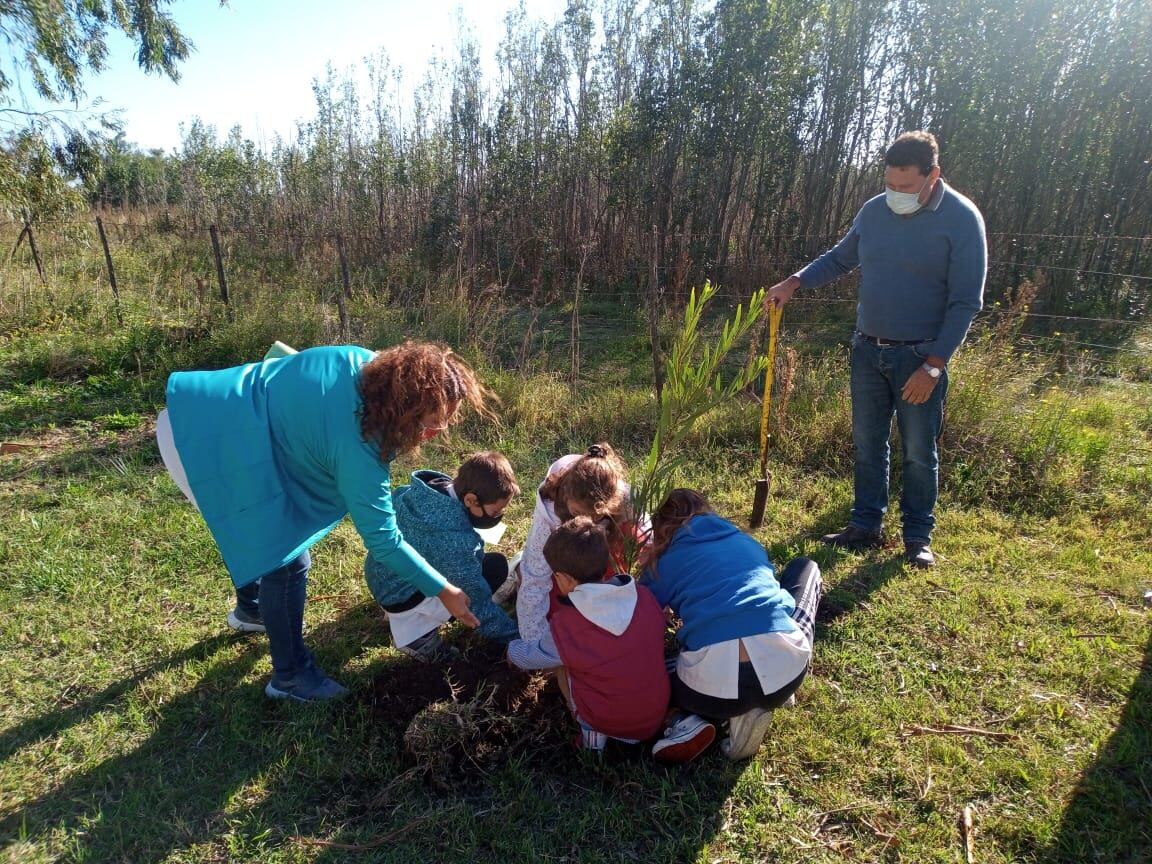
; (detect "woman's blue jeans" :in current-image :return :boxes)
[235,551,319,686]
[848,335,948,545]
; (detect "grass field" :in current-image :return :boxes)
[1,260,1150,863]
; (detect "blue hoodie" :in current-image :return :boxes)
[640,513,797,651]
[364,470,519,643]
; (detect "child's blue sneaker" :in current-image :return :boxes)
[264,675,348,702]
[226,607,265,633]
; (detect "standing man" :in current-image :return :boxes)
[767,131,986,568]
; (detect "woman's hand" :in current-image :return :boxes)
[439,584,480,628]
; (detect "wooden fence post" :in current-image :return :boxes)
[334,289,349,340]
[8,226,28,261]
[569,246,590,389]
[209,224,233,321]
[335,232,352,300]
[95,216,124,325]
[332,234,350,339]
[13,210,45,283]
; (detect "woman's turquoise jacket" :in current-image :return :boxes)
[165,345,446,594]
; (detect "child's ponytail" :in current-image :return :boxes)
[540,443,631,541]
[583,442,623,473]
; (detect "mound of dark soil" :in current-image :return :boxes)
[362,640,560,725]
[358,638,573,784]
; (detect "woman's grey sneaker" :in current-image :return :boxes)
[397,630,457,662]
[227,607,266,633]
[264,675,348,702]
[721,707,774,760]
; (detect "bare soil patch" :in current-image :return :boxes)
[359,639,576,785]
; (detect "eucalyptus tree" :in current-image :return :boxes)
[488,6,568,283]
[624,0,702,278]
[68,0,1150,324]
[448,30,487,290]
[895,0,1152,316]
[686,0,817,274]
[175,119,272,233]
[790,0,894,254]
[0,0,206,216]
[0,0,193,109]
[77,135,177,208]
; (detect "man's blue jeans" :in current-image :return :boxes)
[848,335,947,545]
[235,551,321,687]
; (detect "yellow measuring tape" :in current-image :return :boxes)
[757,302,784,476]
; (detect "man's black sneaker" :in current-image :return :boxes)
[904,542,936,568]
[821,525,883,549]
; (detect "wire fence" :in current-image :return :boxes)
[2,215,1149,381]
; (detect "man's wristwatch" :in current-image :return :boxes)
[921,363,943,379]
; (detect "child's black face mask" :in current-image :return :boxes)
[467,504,504,530]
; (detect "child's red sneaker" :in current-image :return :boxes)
[651,714,716,764]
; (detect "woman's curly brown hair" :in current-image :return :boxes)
[640,488,713,576]
[357,341,493,459]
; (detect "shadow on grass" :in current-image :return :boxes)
[4,599,749,863]
[815,552,910,628]
[1038,626,1152,864]
[0,634,240,765]
[773,500,912,630]
[0,633,274,858]
[1,612,371,862]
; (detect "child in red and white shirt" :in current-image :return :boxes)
[507,517,669,751]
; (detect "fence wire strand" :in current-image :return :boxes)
[4,219,1150,365]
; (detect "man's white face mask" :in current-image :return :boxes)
[886,176,931,215]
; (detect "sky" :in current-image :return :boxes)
[17,0,571,153]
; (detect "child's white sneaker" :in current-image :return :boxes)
[491,560,521,604]
[721,708,773,760]
[575,727,608,753]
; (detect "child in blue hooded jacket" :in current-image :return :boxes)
[365,451,520,658]
[641,489,823,763]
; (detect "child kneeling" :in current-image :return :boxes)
[643,489,822,762]
[507,517,670,752]
[365,451,520,660]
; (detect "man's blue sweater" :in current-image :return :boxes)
[798,180,987,362]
